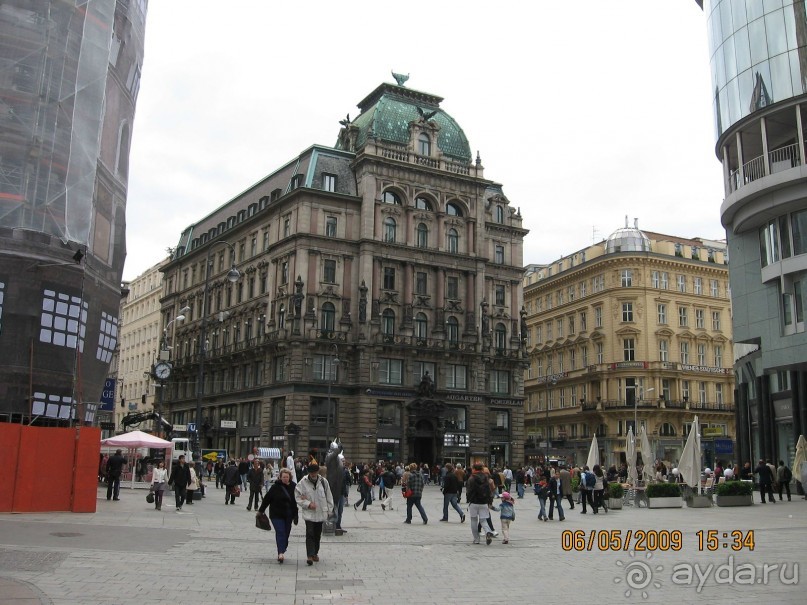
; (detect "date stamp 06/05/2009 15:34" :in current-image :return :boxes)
[560,529,755,553]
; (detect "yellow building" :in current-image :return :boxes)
[523,220,736,470]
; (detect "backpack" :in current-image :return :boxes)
[469,473,491,503]
[782,466,792,483]
[584,471,596,489]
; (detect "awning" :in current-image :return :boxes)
[257,447,282,459]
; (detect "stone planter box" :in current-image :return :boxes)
[686,495,712,508]
[647,496,682,509]
[716,494,753,507]
[608,498,623,510]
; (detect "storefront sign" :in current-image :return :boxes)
[702,427,724,437]
[366,388,415,398]
[489,398,523,407]
[773,399,793,420]
[679,364,730,374]
[220,420,237,429]
[610,361,648,369]
[445,394,483,402]
[714,439,734,454]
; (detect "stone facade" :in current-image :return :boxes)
[160,81,528,467]
[523,223,736,469]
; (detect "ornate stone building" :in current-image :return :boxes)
[160,79,528,466]
[523,221,736,469]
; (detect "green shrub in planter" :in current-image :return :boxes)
[571,477,580,493]
[645,483,682,498]
[716,481,753,497]
[608,483,624,499]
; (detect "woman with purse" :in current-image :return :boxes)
[151,461,167,511]
[258,468,299,564]
[185,463,199,505]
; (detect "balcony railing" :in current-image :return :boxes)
[728,142,803,193]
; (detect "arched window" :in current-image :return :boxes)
[446,316,459,344]
[418,133,431,156]
[381,190,402,205]
[446,202,463,217]
[320,302,336,332]
[495,205,504,224]
[447,228,459,253]
[415,197,433,211]
[278,304,286,329]
[382,309,395,337]
[494,323,507,349]
[416,223,429,248]
[384,217,397,242]
[414,312,428,339]
[659,422,676,437]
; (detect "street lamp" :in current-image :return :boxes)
[195,241,240,462]
[161,306,190,352]
[544,371,557,464]
[326,343,340,443]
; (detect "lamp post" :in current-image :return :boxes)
[195,241,240,462]
[326,343,340,443]
[544,371,557,464]
[155,308,189,438]
[161,306,190,352]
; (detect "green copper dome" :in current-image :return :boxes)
[337,83,472,162]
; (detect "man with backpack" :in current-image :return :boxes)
[466,463,496,544]
[579,465,596,514]
[777,460,792,501]
[380,467,397,511]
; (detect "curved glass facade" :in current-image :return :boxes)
[705,0,807,140]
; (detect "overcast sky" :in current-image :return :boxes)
[123,0,721,281]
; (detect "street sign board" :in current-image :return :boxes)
[187,422,196,432]
[99,378,116,411]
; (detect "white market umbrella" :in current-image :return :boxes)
[639,425,655,483]
[678,415,701,489]
[102,431,172,488]
[586,434,600,470]
[793,434,807,485]
[102,430,172,448]
[626,427,638,485]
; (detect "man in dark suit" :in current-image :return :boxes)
[169,455,192,512]
[754,459,776,504]
[106,449,126,501]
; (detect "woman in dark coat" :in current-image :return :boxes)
[258,468,299,563]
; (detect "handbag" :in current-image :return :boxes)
[255,512,272,531]
[403,488,413,498]
[146,491,155,504]
[234,485,241,497]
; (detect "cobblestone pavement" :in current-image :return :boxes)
[1,485,806,604]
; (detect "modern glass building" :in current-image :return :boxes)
[704,0,807,468]
[0,1,147,425]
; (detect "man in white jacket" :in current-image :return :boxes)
[295,463,334,565]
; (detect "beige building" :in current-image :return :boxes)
[523,221,736,470]
[160,79,528,467]
[115,258,171,434]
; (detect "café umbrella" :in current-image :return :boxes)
[639,425,655,483]
[626,427,638,485]
[586,434,600,470]
[678,415,701,489]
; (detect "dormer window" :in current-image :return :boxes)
[418,133,431,156]
[495,205,504,224]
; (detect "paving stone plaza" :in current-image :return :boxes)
[1,485,805,604]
